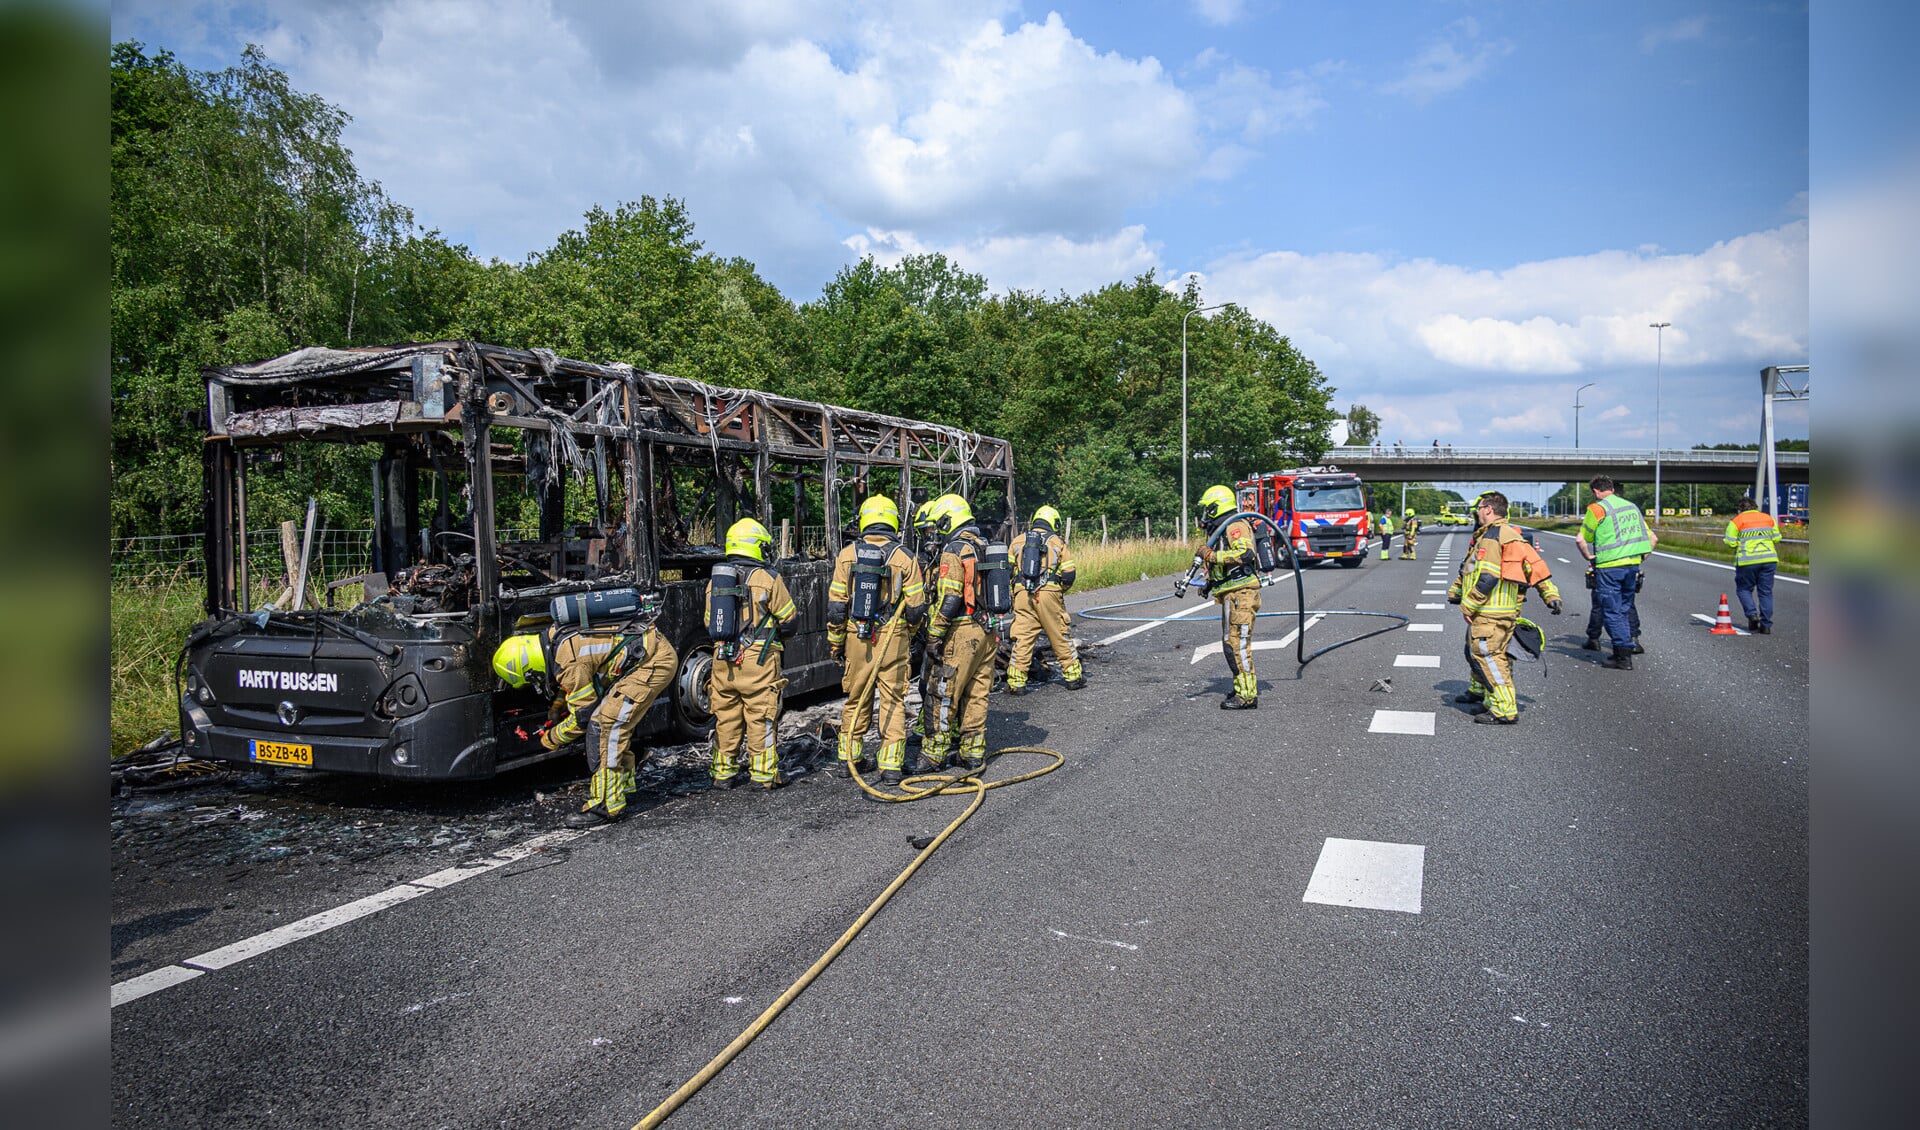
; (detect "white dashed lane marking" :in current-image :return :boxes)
[1406,623,1445,632]
[1420,589,1446,595]
[1369,709,1436,735]
[1304,838,1426,914]
[1415,603,1445,610]
[1394,655,1441,668]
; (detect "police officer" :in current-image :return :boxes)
[492,604,678,827]
[1725,495,1782,633]
[921,494,1008,773]
[1007,504,1085,696]
[826,496,927,784]
[1577,476,1656,670]
[1377,509,1395,560]
[704,518,799,788]
[1196,484,1261,709]
[1460,491,1562,724]
[1400,507,1420,560]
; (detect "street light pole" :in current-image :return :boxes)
[1650,321,1670,524]
[1573,382,1596,448]
[1181,301,1230,542]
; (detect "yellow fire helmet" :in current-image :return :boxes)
[492,634,545,688]
[932,493,973,535]
[1032,504,1061,531]
[1197,484,1237,523]
[857,494,900,533]
[913,500,937,532]
[724,517,774,560]
[1404,507,1416,516]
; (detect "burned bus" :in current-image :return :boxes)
[178,342,1015,780]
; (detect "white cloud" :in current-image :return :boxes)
[1598,405,1632,421]
[111,1,1295,287]
[1381,18,1513,104]
[1641,15,1708,53]
[1190,0,1246,27]
[844,225,1163,297]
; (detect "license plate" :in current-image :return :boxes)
[250,739,313,767]
[1327,551,1345,557]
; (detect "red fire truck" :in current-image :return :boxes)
[1234,466,1371,568]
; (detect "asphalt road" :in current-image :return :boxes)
[110,532,1808,1128]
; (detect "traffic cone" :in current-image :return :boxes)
[1709,594,1739,635]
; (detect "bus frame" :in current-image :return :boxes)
[180,341,1014,780]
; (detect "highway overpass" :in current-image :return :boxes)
[1314,445,1808,485]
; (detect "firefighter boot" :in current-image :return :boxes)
[568,767,627,827]
[1061,658,1086,690]
[952,734,986,775]
[1600,646,1634,670]
[1222,671,1259,709]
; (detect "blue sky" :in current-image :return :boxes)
[111,0,1810,449]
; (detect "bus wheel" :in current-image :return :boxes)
[671,644,717,739]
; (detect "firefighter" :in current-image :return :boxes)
[1400,507,1420,560]
[1447,491,1494,708]
[919,493,1011,773]
[1459,491,1562,724]
[704,518,799,788]
[909,499,943,740]
[1196,484,1262,709]
[1007,504,1085,695]
[492,607,678,828]
[826,495,927,784]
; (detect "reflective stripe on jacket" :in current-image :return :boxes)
[1724,509,1781,565]
[1583,495,1653,567]
[1462,523,1561,617]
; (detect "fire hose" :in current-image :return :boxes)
[1077,510,1409,666]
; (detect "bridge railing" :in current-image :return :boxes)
[1326,445,1807,465]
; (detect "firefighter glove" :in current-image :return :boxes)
[926,635,946,663]
[1199,544,1216,563]
[1548,598,1564,615]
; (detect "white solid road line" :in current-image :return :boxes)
[113,826,603,1007]
[1190,614,1324,664]
[1394,655,1442,668]
[110,965,206,1008]
[1535,528,1809,585]
[1690,613,1750,636]
[1094,573,1299,646]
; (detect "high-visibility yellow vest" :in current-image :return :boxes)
[1724,509,1781,566]
[1585,495,1652,567]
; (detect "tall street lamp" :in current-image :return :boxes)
[1650,321,1671,525]
[1181,301,1231,542]
[1573,382,1596,448]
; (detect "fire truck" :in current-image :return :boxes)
[1234,466,1371,568]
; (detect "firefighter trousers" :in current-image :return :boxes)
[1401,527,1418,558]
[709,650,785,783]
[581,636,679,818]
[1008,587,1080,688]
[927,620,995,765]
[1466,614,1520,720]
[839,623,912,771]
[1217,586,1261,700]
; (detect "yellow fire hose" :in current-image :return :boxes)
[632,605,1064,1129]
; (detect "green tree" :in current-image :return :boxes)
[1345,403,1381,447]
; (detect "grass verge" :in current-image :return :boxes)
[1068,537,1197,591]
